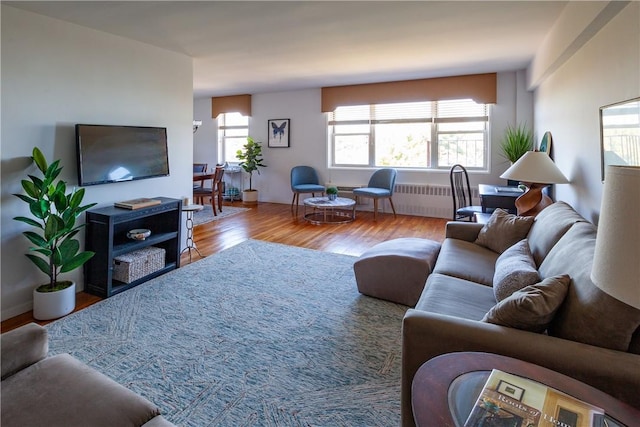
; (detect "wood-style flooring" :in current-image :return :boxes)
[1,201,447,332]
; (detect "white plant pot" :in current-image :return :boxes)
[33,282,76,320]
[242,190,258,204]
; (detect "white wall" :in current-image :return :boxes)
[193,72,533,213]
[1,6,194,320]
[532,2,639,222]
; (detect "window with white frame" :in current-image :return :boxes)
[328,99,489,169]
[217,112,249,164]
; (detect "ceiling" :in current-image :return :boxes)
[6,1,569,98]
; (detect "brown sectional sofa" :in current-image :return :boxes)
[1,323,175,427]
[401,202,640,427]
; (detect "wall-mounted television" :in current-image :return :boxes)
[75,124,170,186]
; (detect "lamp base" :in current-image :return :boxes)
[515,183,553,216]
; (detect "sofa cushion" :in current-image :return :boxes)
[482,274,571,333]
[527,201,586,266]
[416,273,496,321]
[540,222,640,352]
[432,239,499,286]
[493,239,540,301]
[474,208,535,254]
[1,353,161,427]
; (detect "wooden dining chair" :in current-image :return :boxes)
[193,163,208,189]
[194,166,225,215]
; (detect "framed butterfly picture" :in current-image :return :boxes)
[268,119,290,148]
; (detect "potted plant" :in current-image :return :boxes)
[236,136,267,204]
[13,147,97,320]
[500,123,533,185]
[326,186,338,201]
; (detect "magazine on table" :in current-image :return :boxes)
[464,369,614,427]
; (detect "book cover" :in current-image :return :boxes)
[114,198,162,210]
[464,369,605,427]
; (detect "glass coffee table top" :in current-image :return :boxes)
[303,196,356,224]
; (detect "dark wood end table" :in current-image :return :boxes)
[411,352,639,427]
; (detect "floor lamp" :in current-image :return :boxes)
[591,165,640,310]
[500,151,569,216]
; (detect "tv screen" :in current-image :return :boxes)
[75,124,170,186]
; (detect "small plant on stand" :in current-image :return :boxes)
[13,147,97,320]
[326,186,339,201]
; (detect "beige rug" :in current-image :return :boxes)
[193,204,249,226]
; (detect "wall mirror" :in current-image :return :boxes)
[600,97,640,181]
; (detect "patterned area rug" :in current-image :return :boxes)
[193,205,249,226]
[46,240,407,426]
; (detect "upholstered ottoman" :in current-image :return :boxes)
[354,238,441,306]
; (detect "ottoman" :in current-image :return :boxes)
[354,238,441,306]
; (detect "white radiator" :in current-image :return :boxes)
[330,183,479,219]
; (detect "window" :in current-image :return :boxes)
[218,112,249,164]
[328,99,489,169]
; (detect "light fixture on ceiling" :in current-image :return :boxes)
[193,120,202,134]
[499,151,569,216]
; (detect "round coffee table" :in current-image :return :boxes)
[303,196,356,224]
[411,352,639,427]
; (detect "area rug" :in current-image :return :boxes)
[46,239,408,426]
[193,205,249,226]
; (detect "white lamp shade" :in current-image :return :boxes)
[500,151,569,184]
[591,165,640,309]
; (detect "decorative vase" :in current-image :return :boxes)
[33,281,76,320]
[242,189,258,204]
[328,194,337,201]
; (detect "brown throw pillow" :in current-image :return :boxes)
[493,239,540,302]
[482,274,571,333]
[475,208,535,254]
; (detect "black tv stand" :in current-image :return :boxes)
[84,197,182,298]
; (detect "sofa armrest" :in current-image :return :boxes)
[401,310,640,427]
[444,221,484,241]
[1,323,48,380]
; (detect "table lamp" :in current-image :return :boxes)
[500,151,569,216]
[591,165,640,309]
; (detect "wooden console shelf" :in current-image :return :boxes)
[84,197,182,298]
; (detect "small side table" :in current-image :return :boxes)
[411,352,639,427]
[181,204,203,263]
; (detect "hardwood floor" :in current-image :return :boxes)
[1,201,447,332]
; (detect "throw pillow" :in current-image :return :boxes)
[482,274,571,333]
[493,239,540,302]
[475,208,535,254]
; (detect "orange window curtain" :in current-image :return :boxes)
[211,94,252,117]
[321,73,496,112]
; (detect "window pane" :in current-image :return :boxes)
[334,135,369,165]
[223,137,246,163]
[438,121,485,132]
[225,128,249,137]
[334,124,370,134]
[374,123,431,167]
[224,113,249,126]
[437,133,485,167]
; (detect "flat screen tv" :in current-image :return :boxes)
[75,124,170,186]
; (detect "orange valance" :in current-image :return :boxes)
[321,73,496,112]
[211,94,252,117]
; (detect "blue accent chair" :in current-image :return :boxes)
[290,166,325,215]
[353,168,397,220]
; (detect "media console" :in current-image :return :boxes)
[83,197,182,298]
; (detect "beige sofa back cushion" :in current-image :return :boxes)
[527,201,586,266]
[540,222,640,352]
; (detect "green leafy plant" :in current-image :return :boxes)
[500,124,533,163]
[13,147,97,292]
[236,137,267,191]
[326,186,338,195]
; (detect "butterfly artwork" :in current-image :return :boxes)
[268,119,290,147]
